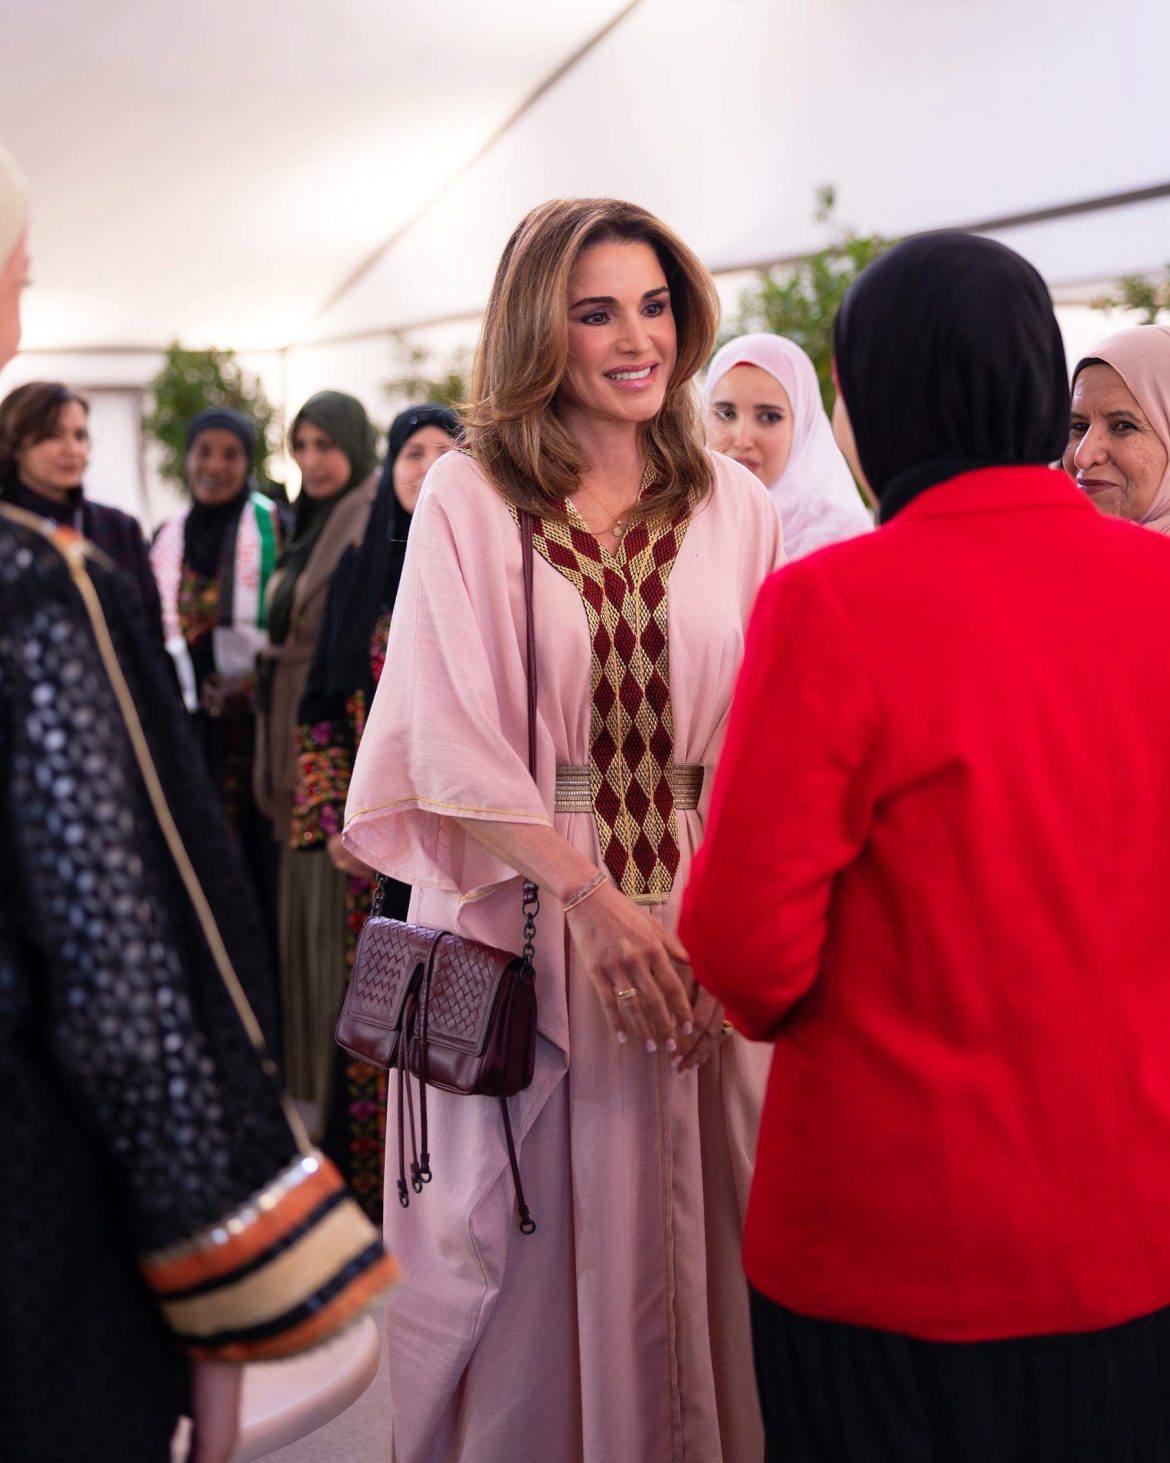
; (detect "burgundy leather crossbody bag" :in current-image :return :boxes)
[335,512,540,1233]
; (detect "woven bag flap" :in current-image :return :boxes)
[349,918,442,1030]
[423,933,520,1055]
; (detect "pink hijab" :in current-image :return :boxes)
[1078,324,1170,535]
[704,332,872,558]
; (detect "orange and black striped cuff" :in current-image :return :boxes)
[141,1151,399,1361]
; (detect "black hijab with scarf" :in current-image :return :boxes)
[320,402,460,699]
[266,391,377,649]
[182,407,258,578]
[832,231,1069,523]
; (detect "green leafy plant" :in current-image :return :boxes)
[1090,270,1170,325]
[721,186,893,415]
[384,334,471,411]
[143,342,279,491]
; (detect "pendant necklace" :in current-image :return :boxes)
[578,462,655,542]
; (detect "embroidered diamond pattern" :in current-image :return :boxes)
[516,486,696,903]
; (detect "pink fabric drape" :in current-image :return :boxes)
[345,449,784,1463]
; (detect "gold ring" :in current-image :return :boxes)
[616,988,638,1001]
[720,1021,734,1038]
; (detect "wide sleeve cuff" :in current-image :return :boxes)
[140,1151,398,1361]
[291,720,353,847]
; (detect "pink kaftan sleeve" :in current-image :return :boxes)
[343,451,551,896]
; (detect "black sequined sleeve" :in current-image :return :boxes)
[0,514,397,1359]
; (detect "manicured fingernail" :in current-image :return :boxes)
[645,1038,657,1053]
[681,1023,694,1037]
[616,1031,627,1044]
[666,1038,678,1053]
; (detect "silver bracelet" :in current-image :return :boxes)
[563,869,608,914]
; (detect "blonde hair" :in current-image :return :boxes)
[464,198,719,520]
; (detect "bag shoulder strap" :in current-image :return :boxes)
[517,512,540,968]
[519,510,538,781]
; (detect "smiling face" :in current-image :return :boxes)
[0,230,28,367]
[186,427,250,507]
[16,399,90,499]
[392,423,453,515]
[559,239,677,437]
[1064,363,1169,522]
[291,421,352,500]
[708,364,794,484]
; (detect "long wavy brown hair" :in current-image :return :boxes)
[463,198,720,521]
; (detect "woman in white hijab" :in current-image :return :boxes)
[706,332,873,558]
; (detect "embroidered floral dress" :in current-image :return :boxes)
[293,602,400,1223]
[344,450,785,1463]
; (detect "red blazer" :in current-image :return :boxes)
[681,465,1170,1342]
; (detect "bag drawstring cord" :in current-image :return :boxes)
[395,955,533,1234]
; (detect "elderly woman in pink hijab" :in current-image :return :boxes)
[1065,324,1170,529]
[705,331,873,558]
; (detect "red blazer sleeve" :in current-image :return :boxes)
[680,561,883,1038]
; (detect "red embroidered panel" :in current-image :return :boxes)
[522,493,696,903]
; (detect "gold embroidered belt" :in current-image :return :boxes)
[554,763,704,814]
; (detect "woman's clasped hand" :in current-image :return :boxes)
[564,877,694,1051]
[562,878,727,1069]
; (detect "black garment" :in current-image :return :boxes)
[750,1289,1170,1463]
[183,484,251,581]
[832,231,1070,520]
[190,701,282,990]
[0,511,291,1461]
[173,425,281,970]
[323,403,459,698]
[3,478,167,651]
[182,406,259,579]
[2,476,78,528]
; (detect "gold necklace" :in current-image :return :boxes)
[576,462,655,541]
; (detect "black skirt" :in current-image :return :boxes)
[750,1287,1170,1463]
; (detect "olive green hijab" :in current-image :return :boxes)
[266,391,377,649]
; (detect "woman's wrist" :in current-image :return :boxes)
[563,869,609,915]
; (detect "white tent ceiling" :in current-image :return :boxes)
[2,0,1167,361]
[1,0,633,352]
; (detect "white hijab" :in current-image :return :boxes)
[705,332,872,559]
[0,142,28,269]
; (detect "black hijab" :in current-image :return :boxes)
[182,407,257,578]
[323,403,460,697]
[267,391,377,649]
[832,231,1069,522]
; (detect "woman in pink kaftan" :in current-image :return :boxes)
[344,198,784,1463]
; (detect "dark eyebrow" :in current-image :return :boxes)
[712,398,787,412]
[569,285,669,311]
